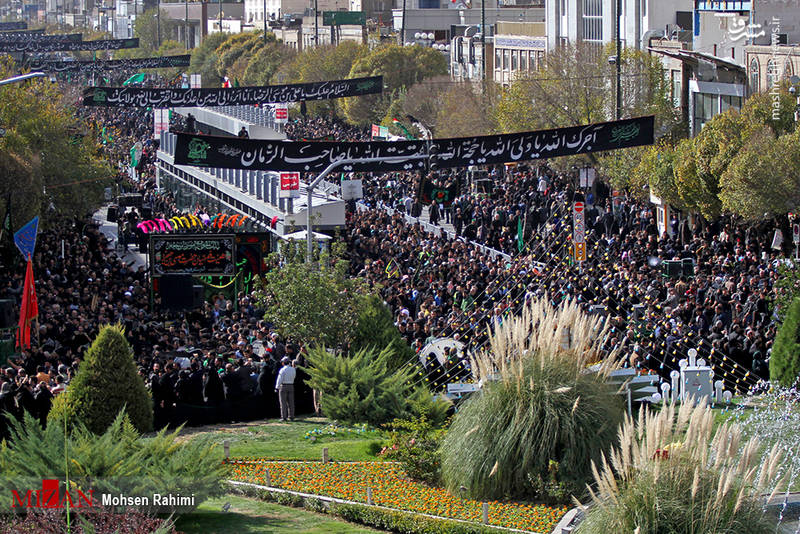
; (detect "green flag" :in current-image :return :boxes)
[233,77,240,88]
[517,217,524,253]
[123,73,146,86]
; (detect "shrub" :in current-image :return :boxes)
[770,296,800,387]
[577,401,784,534]
[351,294,415,372]
[0,410,225,514]
[383,416,448,486]
[0,508,176,534]
[303,345,415,427]
[440,298,625,502]
[48,323,152,434]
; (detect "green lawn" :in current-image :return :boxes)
[174,494,384,533]
[188,417,385,462]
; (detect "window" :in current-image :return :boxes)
[504,49,510,71]
[693,92,719,134]
[641,0,646,17]
[671,69,681,108]
[766,58,779,89]
[495,49,502,71]
[511,50,518,71]
[720,95,742,113]
[582,0,603,42]
[749,58,760,93]
[520,51,528,71]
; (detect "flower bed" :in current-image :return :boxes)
[227,460,566,532]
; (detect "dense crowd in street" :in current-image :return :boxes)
[0,106,787,437]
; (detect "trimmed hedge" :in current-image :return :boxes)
[229,484,519,534]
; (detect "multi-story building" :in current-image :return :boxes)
[546,0,692,51]
[492,20,545,85]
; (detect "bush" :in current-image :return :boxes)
[577,402,784,534]
[382,416,448,486]
[48,323,152,434]
[770,296,800,387]
[440,299,625,502]
[0,508,176,534]
[303,345,415,427]
[351,294,415,372]
[0,410,225,514]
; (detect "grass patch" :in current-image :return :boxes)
[188,417,384,462]
[174,494,384,533]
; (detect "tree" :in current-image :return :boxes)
[770,297,800,387]
[304,345,416,426]
[351,294,414,372]
[243,39,294,86]
[48,324,153,434]
[494,42,678,180]
[134,8,178,53]
[275,41,367,116]
[341,44,448,126]
[255,242,368,349]
[0,61,110,226]
[188,32,231,87]
[433,82,496,138]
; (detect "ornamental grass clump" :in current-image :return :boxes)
[440,298,626,502]
[577,400,785,534]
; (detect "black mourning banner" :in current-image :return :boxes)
[0,22,27,31]
[419,179,460,207]
[30,54,192,73]
[151,235,236,276]
[0,29,45,37]
[0,37,138,53]
[173,116,655,172]
[0,32,81,43]
[82,75,383,107]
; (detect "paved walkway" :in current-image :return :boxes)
[93,204,149,271]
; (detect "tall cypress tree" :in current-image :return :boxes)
[770,297,800,387]
[49,324,153,433]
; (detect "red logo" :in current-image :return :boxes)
[275,107,288,120]
[11,479,94,509]
[280,172,300,191]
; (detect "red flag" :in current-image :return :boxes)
[16,258,38,349]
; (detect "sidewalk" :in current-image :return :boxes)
[92,204,149,271]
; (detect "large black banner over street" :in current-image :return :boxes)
[150,235,236,277]
[172,116,655,172]
[0,37,139,53]
[82,75,383,107]
[30,54,191,73]
[0,32,82,43]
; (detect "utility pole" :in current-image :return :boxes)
[615,0,622,120]
[481,0,485,82]
[400,0,406,45]
[184,0,189,49]
[156,6,161,48]
[314,0,319,46]
[263,0,267,43]
[218,0,222,33]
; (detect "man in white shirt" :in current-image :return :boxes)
[275,357,296,421]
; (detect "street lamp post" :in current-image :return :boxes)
[615,0,622,120]
[156,8,161,49]
[263,0,267,43]
[481,0,485,82]
[218,0,222,33]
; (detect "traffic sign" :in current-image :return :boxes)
[274,105,288,123]
[574,242,586,262]
[573,202,585,248]
[279,172,300,198]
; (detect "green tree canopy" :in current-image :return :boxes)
[342,44,448,126]
[49,324,153,434]
[770,296,800,387]
[255,242,369,349]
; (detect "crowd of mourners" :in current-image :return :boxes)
[0,105,791,438]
